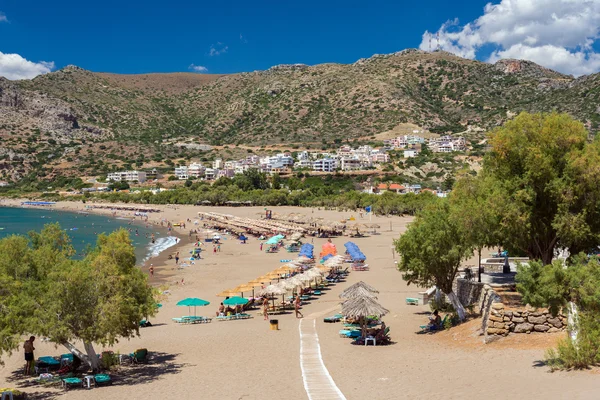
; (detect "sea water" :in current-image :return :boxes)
[0,206,177,264]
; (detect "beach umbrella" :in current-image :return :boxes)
[217,289,240,297]
[176,297,210,317]
[265,236,280,245]
[223,296,249,306]
[341,296,388,319]
[339,281,379,299]
[341,295,389,339]
[339,285,378,299]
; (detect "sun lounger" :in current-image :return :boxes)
[62,377,83,390]
[172,316,212,324]
[420,315,448,332]
[324,313,343,323]
[218,313,251,320]
[130,348,148,364]
[406,297,419,306]
[94,374,112,386]
[339,329,361,338]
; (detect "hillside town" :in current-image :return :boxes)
[102,134,467,186]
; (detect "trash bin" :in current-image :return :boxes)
[269,319,279,331]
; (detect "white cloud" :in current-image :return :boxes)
[240,34,248,44]
[0,12,7,22]
[209,43,228,56]
[0,51,54,80]
[420,0,600,76]
[188,64,208,73]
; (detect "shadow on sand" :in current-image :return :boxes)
[4,351,188,399]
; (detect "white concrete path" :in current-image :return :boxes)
[299,318,347,400]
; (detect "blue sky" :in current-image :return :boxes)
[1,0,600,78]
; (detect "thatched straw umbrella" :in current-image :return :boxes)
[339,285,378,299]
[341,295,389,339]
[217,289,240,297]
[341,296,389,319]
[259,284,287,310]
[339,281,379,297]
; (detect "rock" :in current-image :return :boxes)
[513,311,521,317]
[492,321,506,329]
[492,303,505,310]
[512,317,525,323]
[528,315,547,324]
[505,311,513,318]
[489,315,504,322]
[547,317,562,328]
[514,323,534,333]
[548,327,560,333]
[531,311,543,317]
[503,316,511,322]
[534,324,550,332]
[487,328,507,335]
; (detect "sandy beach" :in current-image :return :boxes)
[0,200,598,399]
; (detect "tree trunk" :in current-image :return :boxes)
[567,301,579,345]
[61,341,101,372]
[84,341,101,372]
[446,291,466,322]
[477,247,482,283]
[435,287,442,305]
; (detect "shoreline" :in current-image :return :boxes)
[0,199,188,283]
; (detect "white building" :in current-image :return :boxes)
[188,163,205,178]
[404,150,419,158]
[212,159,223,169]
[370,153,390,163]
[340,157,361,171]
[429,136,466,153]
[204,168,217,180]
[174,166,188,180]
[313,158,337,172]
[107,170,147,183]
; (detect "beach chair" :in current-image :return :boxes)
[339,329,361,338]
[94,374,112,386]
[36,356,61,374]
[405,297,419,306]
[130,348,148,364]
[324,313,343,323]
[62,377,83,390]
[420,315,448,332]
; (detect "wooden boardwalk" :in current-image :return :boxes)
[299,318,347,400]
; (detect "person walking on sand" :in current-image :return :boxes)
[149,264,154,278]
[213,245,217,254]
[263,298,270,320]
[294,295,303,319]
[175,251,180,265]
[23,336,35,375]
[260,242,263,251]
[217,243,221,252]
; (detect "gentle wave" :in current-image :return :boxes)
[143,236,179,262]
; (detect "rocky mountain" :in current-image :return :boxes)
[1,49,599,182]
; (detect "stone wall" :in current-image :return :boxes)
[456,278,484,308]
[486,302,566,336]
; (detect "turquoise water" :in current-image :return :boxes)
[0,206,175,263]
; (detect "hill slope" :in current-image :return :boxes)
[1,49,599,182]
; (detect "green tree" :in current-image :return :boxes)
[395,201,471,320]
[271,173,282,190]
[449,175,499,281]
[516,255,600,368]
[484,112,600,264]
[0,225,155,371]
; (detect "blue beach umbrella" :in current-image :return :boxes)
[223,296,249,306]
[176,298,210,316]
